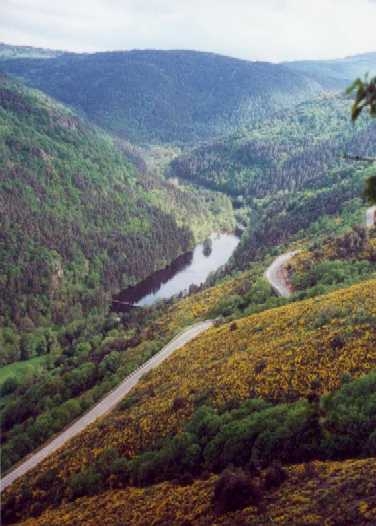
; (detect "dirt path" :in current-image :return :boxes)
[0,320,213,492]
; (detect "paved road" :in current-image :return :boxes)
[0,320,214,492]
[264,251,298,298]
[366,205,376,229]
[265,206,376,298]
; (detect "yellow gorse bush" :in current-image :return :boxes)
[17,457,376,526]
[4,278,376,523]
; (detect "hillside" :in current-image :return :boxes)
[169,95,376,198]
[0,43,63,60]
[284,52,376,89]
[1,41,376,526]
[288,224,376,295]
[0,49,323,143]
[13,458,376,525]
[169,95,376,268]
[3,278,376,524]
[0,75,234,355]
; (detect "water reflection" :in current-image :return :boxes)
[112,233,239,310]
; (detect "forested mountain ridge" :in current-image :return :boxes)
[169,95,376,198]
[0,49,323,143]
[1,46,375,144]
[284,52,376,89]
[0,43,63,60]
[0,75,234,352]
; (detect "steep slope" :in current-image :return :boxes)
[14,458,376,526]
[288,222,376,295]
[3,278,376,523]
[0,75,234,335]
[169,95,376,268]
[0,49,322,143]
[169,95,376,197]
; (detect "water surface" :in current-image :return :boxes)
[113,233,239,310]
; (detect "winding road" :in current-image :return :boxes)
[0,320,213,492]
[264,251,298,297]
[265,206,376,298]
[2,206,376,492]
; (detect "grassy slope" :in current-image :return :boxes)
[0,356,46,384]
[3,278,376,523]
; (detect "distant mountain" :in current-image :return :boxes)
[169,94,376,197]
[0,49,323,143]
[0,42,63,59]
[283,52,376,89]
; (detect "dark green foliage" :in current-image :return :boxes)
[0,75,198,335]
[292,227,376,295]
[203,401,321,472]
[348,76,376,121]
[320,371,376,458]
[263,462,288,490]
[0,74,234,378]
[0,376,18,396]
[1,312,150,471]
[0,50,322,143]
[364,175,376,203]
[169,96,376,198]
[293,259,374,290]
[69,466,103,498]
[9,370,375,511]
[169,96,376,269]
[346,75,376,203]
[212,468,261,513]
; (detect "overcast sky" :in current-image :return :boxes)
[1,0,376,62]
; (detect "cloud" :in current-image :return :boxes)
[0,0,375,61]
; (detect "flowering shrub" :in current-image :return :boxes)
[3,279,376,523]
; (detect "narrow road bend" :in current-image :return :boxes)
[265,206,376,298]
[264,251,298,298]
[0,320,213,492]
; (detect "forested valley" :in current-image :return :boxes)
[1,42,376,526]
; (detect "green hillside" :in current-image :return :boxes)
[169,95,376,267]
[0,75,234,356]
[0,50,322,143]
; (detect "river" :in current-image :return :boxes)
[112,232,239,310]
